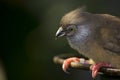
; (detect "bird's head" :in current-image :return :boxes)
[55,24,77,38]
[56,8,92,38]
[55,8,96,50]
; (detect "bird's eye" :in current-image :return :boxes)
[69,27,74,31]
[68,25,76,32]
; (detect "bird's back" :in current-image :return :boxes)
[88,14,120,68]
[98,14,120,55]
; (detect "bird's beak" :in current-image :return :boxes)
[55,27,65,39]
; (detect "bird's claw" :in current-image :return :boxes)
[62,57,89,72]
[62,57,80,72]
[90,63,112,78]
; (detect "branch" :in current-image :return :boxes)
[53,53,120,76]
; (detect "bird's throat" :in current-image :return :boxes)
[66,25,93,55]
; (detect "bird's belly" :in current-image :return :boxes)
[82,51,120,68]
[68,38,120,68]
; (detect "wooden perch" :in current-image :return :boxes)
[53,53,120,76]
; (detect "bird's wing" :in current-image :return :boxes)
[100,26,120,55]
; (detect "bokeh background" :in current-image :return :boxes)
[1,0,120,80]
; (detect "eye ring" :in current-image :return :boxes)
[69,27,74,31]
[67,24,76,31]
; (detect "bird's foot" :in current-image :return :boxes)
[62,57,92,72]
[90,63,112,78]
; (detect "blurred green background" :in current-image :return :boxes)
[1,0,120,80]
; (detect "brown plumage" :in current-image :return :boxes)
[56,8,120,68]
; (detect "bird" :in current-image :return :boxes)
[55,8,120,78]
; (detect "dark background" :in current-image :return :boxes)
[1,0,120,80]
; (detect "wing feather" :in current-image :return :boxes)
[100,24,120,55]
